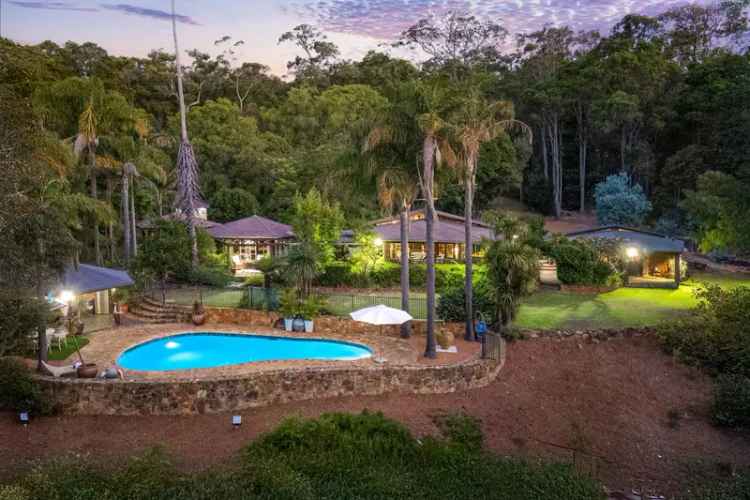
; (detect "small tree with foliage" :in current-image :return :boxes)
[350,230,384,285]
[208,187,259,223]
[484,215,541,328]
[290,188,344,263]
[594,173,652,226]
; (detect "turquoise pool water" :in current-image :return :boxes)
[117,333,372,371]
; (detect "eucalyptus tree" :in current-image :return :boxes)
[171,0,201,270]
[74,100,102,264]
[278,24,339,83]
[451,91,531,341]
[121,162,138,262]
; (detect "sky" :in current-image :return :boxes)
[3,0,705,75]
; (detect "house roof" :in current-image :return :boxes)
[59,264,134,294]
[208,215,295,240]
[374,218,493,244]
[370,209,491,229]
[566,226,686,253]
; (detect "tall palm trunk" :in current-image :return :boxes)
[106,176,115,261]
[130,184,137,257]
[399,205,411,338]
[423,136,437,359]
[172,0,199,269]
[464,165,476,341]
[122,171,131,262]
[89,146,101,264]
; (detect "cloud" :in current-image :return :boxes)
[289,0,709,40]
[8,1,97,12]
[100,3,200,25]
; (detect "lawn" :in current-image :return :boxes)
[47,337,90,361]
[515,271,750,330]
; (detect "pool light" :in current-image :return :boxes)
[626,247,640,259]
[165,341,180,349]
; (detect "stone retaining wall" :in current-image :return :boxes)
[37,348,504,416]
[204,307,465,337]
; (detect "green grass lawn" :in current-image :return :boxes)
[47,336,90,361]
[515,271,750,330]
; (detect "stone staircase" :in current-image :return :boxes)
[128,296,191,324]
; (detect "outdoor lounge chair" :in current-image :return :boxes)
[40,360,77,378]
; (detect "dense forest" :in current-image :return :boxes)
[2,1,750,267]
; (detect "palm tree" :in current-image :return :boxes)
[121,161,138,262]
[484,215,540,328]
[171,0,201,270]
[285,241,323,299]
[378,169,418,338]
[75,100,102,264]
[452,93,532,341]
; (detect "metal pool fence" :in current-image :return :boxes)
[246,286,428,319]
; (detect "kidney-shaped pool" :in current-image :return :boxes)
[117,333,373,371]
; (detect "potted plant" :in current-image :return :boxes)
[192,300,206,326]
[279,289,299,332]
[300,296,324,333]
[69,335,97,378]
[111,288,130,314]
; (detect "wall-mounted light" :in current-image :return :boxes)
[58,290,75,304]
[232,415,242,428]
[626,247,640,259]
[374,238,384,247]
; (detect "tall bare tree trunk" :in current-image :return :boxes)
[540,125,549,181]
[172,0,199,270]
[106,176,115,261]
[576,103,587,213]
[464,167,476,342]
[399,205,411,339]
[423,136,437,359]
[89,146,101,265]
[130,184,138,257]
[546,114,563,219]
[122,171,131,262]
[620,128,627,173]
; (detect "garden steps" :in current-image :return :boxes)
[128,297,191,323]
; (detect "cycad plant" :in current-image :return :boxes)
[75,100,102,264]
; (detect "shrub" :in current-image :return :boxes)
[4,412,604,500]
[187,264,232,288]
[545,237,618,286]
[432,412,484,451]
[370,262,401,287]
[713,374,750,429]
[657,285,750,377]
[316,261,355,287]
[0,358,50,415]
[437,276,494,322]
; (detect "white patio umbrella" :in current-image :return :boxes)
[350,305,413,335]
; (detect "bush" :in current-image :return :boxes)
[4,412,604,500]
[316,261,355,287]
[0,358,50,415]
[316,261,479,292]
[545,238,618,286]
[713,374,750,429]
[437,276,494,322]
[187,264,232,288]
[657,285,750,377]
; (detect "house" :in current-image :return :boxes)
[342,209,495,263]
[566,226,686,288]
[208,215,295,273]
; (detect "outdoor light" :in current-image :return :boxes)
[626,247,640,259]
[232,415,242,428]
[374,237,384,247]
[59,290,75,304]
[512,234,519,240]
[19,411,29,426]
[165,341,180,349]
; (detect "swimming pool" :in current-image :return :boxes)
[117,333,373,371]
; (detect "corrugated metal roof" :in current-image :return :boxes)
[208,215,295,240]
[374,219,493,244]
[566,226,686,253]
[60,264,134,294]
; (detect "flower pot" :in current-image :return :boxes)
[437,330,455,349]
[304,320,314,333]
[284,318,293,331]
[76,363,98,379]
[120,304,129,314]
[192,313,206,326]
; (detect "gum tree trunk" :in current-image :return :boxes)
[423,136,437,359]
[464,167,476,341]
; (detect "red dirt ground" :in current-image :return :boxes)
[2,336,748,496]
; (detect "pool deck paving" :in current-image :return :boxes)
[71,321,480,381]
